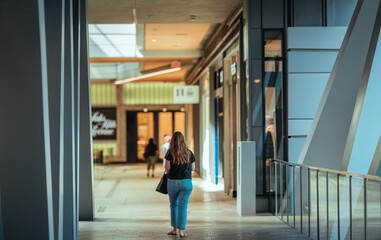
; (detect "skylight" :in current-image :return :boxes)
[89,24,136,58]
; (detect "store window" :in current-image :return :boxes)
[327,0,357,26]
[291,0,358,27]
[214,68,223,90]
[293,0,323,26]
[263,30,284,192]
[137,112,154,160]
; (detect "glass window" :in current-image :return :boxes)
[174,112,185,134]
[327,0,357,26]
[137,112,154,160]
[158,112,173,157]
[263,31,284,192]
[293,0,323,26]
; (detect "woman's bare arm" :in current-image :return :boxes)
[165,159,171,172]
[191,162,195,171]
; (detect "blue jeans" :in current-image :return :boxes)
[167,179,193,229]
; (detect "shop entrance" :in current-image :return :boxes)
[126,110,185,163]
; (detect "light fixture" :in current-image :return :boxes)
[177,43,183,47]
[180,108,185,112]
[115,67,182,85]
[143,108,148,112]
[152,39,157,42]
[162,108,167,112]
[254,79,261,84]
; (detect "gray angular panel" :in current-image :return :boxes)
[298,0,381,171]
[288,73,329,118]
[288,27,347,50]
[288,51,338,73]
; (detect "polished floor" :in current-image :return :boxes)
[79,164,309,240]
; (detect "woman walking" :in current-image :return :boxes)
[164,132,196,238]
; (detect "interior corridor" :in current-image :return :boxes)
[79,164,309,239]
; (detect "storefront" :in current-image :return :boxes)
[90,81,196,163]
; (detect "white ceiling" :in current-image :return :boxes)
[88,0,242,24]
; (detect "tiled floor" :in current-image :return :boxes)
[79,164,309,240]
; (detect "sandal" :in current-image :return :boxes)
[167,230,177,236]
[179,231,188,238]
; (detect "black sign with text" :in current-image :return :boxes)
[91,108,117,140]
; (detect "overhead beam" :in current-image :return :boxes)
[90,57,196,63]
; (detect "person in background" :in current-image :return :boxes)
[165,132,196,238]
[144,138,158,177]
[161,135,171,167]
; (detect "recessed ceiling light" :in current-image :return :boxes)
[177,43,183,47]
[143,108,148,112]
[152,39,157,42]
[180,108,185,112]
[163,108,167,112]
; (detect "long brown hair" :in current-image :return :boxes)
[169,132,190,165]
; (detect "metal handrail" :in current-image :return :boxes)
[271,158,381,240]
[273,159,381,182]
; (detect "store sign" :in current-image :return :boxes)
[91,108,117,140]
[231,62,237,75]
[173,86,199,104]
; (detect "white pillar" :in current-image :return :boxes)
[237,141,256,216]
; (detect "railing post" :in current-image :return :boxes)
[293,166,296,228]
[286,165,289,224]
[317,170,320,240]
[308,168,311,237]
[349,175,352,240]
[326,171,329,240]
[300,167,303,232]
[337,174,340,240]
[280,163,283,221]
[364,178,367,240]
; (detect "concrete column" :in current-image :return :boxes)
[79,0,95,221]
[72,0,81,233]
[45,0,65,239]
[0,0,54,239]
[62,0,77,239]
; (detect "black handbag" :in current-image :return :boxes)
[156,171,168,194]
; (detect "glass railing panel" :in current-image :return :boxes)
[271,159,381,240]
[289,165,296,228]
[295,165,302,232]
[328,172,339,239]
[279,163,284,221]
[274,161,280,218]
[300,167,309,235]
[284,165,292,225]
[351,176,365,239]
[366,179,381,240]
[309,169,318,239]
[339,175,350,240]
[317,170,328,240]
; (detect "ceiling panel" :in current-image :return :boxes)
[88,0,241,24]
[88,0,135,23]
[145,23,211,51]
